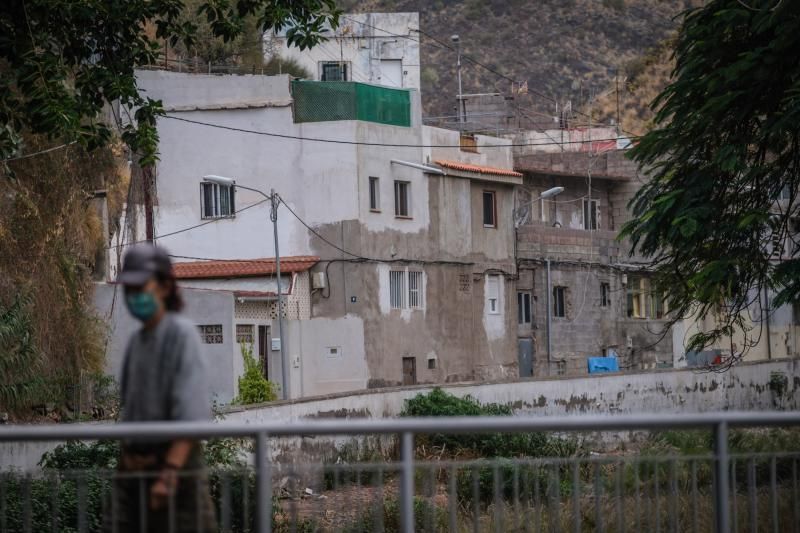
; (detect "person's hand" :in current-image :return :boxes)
[149,467,178,511]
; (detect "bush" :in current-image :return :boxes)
[401,388,578,458]
[234,343,278,405]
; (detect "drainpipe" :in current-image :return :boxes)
[546,258,552,376]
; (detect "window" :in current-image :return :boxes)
[390,270,425,310]
[583,199,598,230]
[627,277,646,318]
[408,271,423,308]
[553,286,566,318]
[600,283,610,307]
[487,275,500,314]
[198,324,223,344]
[517,292,531,324]
[460,134,478,153]
[540,198,548,222]
[483,191,497,227]
[394,181,410,217]
[427,358,436,370]
[390,270,406,309]
[201,182,235,219]
[236,324,254,344]
[369,177,380,211]
[780,186,792,201]
[320,61,348,81]
[627,276,664,319]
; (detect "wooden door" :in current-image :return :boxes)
[402,357,416,385]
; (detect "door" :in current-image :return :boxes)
[379,59,403,88]
[402,357,416,385]
[518,339,533,377]
[258,325,270,379]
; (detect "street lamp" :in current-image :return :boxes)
[202,175,289,400]
[451,34,463,125]
[513,186,564,228]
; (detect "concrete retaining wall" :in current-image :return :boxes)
[222,358,800,423]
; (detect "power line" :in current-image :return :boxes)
[162,115,639,148]
[106,197,270,250]
[2,141,77,162]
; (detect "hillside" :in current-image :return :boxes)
[338,0,696,134]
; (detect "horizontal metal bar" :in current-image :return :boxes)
[1,411,799,442]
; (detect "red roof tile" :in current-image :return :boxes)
[173,256,319,280]
[434,159,522,178]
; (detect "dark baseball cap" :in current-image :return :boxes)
[117,244,173,286]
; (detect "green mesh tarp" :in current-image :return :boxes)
[292,81,411,127]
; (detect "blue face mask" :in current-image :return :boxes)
[126,292,160,322]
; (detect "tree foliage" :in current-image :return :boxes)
[622,0,800,358]
[0,0,340,164]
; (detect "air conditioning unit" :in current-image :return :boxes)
[312,272,327,290]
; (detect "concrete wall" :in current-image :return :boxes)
[222,359,800,424]
[266,13,421,90]
[92,283,237,403]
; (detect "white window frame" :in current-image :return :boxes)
[201,182,235,219]
[540,197,548,222]
[487,275,501,315]
[482,190,497,228]
[583,198,598,230]
[390,269,425,310]
[394,180,411,218]
[408,271,424,309]
[389,270,406,309]
[517,291,531,325]
[369,177,380,212]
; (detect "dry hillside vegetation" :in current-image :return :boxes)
[339,0,698,130]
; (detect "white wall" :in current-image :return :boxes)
[266,13,421,90]
[92,283,237,403]
[222,359,800,425]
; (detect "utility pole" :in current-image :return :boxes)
[452,35,463,126]
[615,69,621,135]
[271,189,289,400]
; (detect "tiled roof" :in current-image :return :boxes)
[434,160,523,178]
[173,256,319,280]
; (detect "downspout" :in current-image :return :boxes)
[546,258,552,375]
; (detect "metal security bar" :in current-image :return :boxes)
[1,412,800,532]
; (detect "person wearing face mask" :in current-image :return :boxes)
[109,244,217,532]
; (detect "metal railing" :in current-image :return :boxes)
[1,411,800,532]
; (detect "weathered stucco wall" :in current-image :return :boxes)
[222,359,800,425]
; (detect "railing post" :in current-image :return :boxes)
[400,432,415,533]
[713,421,730,533]
[256,432,272,533]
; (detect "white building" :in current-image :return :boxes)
[102,69,521,402]
[265,12,420,90]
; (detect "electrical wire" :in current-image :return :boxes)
[106,197,270,250]
[2,141,77,162]
[161,115,640,148]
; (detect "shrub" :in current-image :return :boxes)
[401,388,578,458]
[233,343,278,405]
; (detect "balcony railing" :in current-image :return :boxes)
[1,412,800,532]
